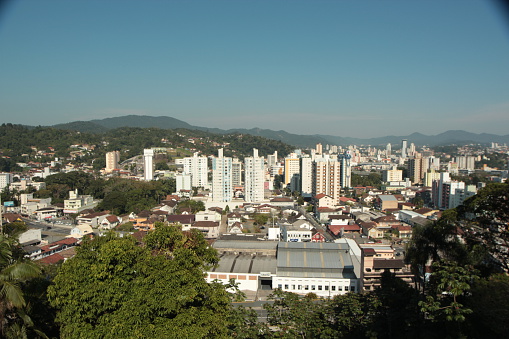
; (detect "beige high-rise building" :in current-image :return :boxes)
[284,155,300,185]
[382,167,403,182]
[312,157,343,203]
[105,151,120,173]
[408,153,429,184]
[316,143,323,155]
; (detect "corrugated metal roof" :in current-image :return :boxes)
[213,254,277,274]
[276,242,355,279]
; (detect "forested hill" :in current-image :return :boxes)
[49,115,509,147]
[0,123,294,171]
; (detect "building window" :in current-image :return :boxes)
[331,286,336,291]
[298,285,302,290]
[311,285,316,290]
[318,285,323,291]
[278,284,282,289]
[350,286,355,292]
[345,286,349,291]
[291,285,295,290]
[338,286,343,291]
[284,284,289,290]
[305,285,309,290]
[366,268,371,272]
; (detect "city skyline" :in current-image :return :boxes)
[1,1,509,138]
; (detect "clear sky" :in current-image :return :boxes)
[1,0,508,138]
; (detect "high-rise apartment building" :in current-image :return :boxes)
[0,172,13,190]
[212,148,233,202]
[284,154,300,186]
[401,139,408,159]
[408,153,429,184]
[432,172,466,210]
[312,152,351,203]
[338,151,352,188]
[232,159,243,187]
[313,157,342,203]
[244,148,265,202]
[456,156,476,170]
[316,143,323,155]
[267,151,278,168]
[382,167,403,182]
[143,149,154,181]
[299,157,313,195]
[183,152,209,188]
[105,151,120,173]
[176,173,192,193]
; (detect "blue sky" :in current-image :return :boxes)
[1,0,508,138]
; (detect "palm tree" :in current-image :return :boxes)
[0,234,40,336]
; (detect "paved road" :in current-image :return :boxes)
[297,206,334,241]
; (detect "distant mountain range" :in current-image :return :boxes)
[50,115,509,148]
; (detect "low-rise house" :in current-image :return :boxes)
[228,222,244,234]
[37,237,80,260]
[292,219,313,230]
[316,207,342,222]
[132,217,158,231]
[328,224,361,237]
[35,207,59,221]
[374,195,399,211]
[392,224,413,238]
[329,214,352,226]
[195,210,222,222]
[191,221,220,238]
[282,224,313,242]
[311,230,326,243]
[358,220,384,239]
[77,211,110,228]
[227,212,242,226]
[70,225,93,239]
[2,213,23,224]
[314,194,336,209]
[360,244,413,291]
[100,215,120,230]
[167,214,195,231]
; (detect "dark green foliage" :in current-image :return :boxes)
[351,172,382,188]
[176,199,205,214]
[48,229,233,338]
[465,274,509,337]
[96,177,175,214]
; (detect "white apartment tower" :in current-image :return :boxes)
[143,149,154,181]
[299,157,313,195]
[183,152,209,188]
[0,172,13,191]
[401,139,408,159]
[176,173,192,193]
[267,151,278,168]
[105,151,120,173]
[212,148,233,202]
[232,159,243,187]
[244,148,265,202]
[338,151,352,188]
